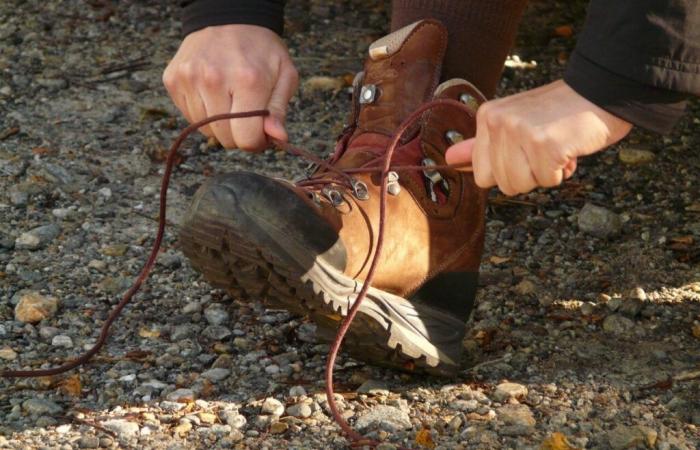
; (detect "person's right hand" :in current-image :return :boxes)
[163,24,299,151]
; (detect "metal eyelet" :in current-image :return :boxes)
[322,187,344,207]
[307,191,321,206]
[352,180,369,200]
[359,84,377,104]
[459,93,479,111]
[445,130,464,145]
[421,158,450,202]
[386,171,401,196]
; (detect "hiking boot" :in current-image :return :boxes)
[179,19,487,376]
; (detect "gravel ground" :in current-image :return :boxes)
[1,1,699,449]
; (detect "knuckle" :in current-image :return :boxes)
[162,68,176,90]
[529,128,551,147]
[201,67,224,87]
[178,62,197,83]
[233,67,260,87]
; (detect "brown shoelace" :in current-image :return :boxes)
[1,98,475,449]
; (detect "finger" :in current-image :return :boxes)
[563,157,577,179]
[472,109,496,188]
[230,73,271,151]
[201,88,236,148]
[185,94,214,137]
[445,137,475,171]
[504,145,538,195]
[490,127,520,196]
[264,65,298,142]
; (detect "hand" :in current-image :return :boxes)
[163,25,299,151]
[445,80,633,195]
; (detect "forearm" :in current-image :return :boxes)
[564,0,700,133]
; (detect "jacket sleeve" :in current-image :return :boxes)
[181,0,285,36]
[564,0,700,133]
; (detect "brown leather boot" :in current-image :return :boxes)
[179,19,487,376]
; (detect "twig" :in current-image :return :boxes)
[0,127,19,141]
[72,416,118,438]
[463,356,507,373]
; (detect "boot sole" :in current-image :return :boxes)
[179,187,466,376]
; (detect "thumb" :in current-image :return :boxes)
[264,66,298,142]
[445,137,475,171]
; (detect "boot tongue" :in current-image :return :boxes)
[354,19,447,138]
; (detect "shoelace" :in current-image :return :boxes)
[1,98,475,449]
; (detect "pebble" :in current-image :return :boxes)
[265,364,280,375]
[202,325,232,340]
[607,425,657,449]
[51,335,73,348]
[497,404,536,427]
[0,346,17,360]
[14,291,59,323]
[221,411,247,429]
[261,397,285,416]
[15,223,60,250]
[102,419,140,437]
[289,385,307,397]
[619,147,655,165]
[77,436,100,448]
[602,314,635,335]
[577,203,621,238]
[357,379,390,396]
[270,421,289,434]
[39,326,61,341]
[204,305,229,326]
[201,367,230,382]
[166,389,195,402]
[286,403,312,418]
[22,398,63,416]
[492,382,528,402]
[355,406,412,432]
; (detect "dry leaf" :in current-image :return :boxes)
[59,375,82,397]
[415,428,436,449]
[554,25,573,38]
[490,255,511,265]
[540,432,580,450]
[671,236,694,245]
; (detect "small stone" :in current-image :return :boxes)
[166,388,195,402]
[493,382,528,402]
[15,224,61,250]
[270,421,288,434]
[173,421,192,436]
[449,399,479,412]
[286,403,312,418]
[265,364,280,375]
[355,406,412,432]
[182,301,201,314]
[577,203,621,238]
[513,279,536,296]
[580,302,595,316]
[607,297,622,312]
[101,419,140,437]
[289,385,307,397]
[14,292,59,323]
[497,404,536,427]
[619,147,655,165]
[630,287,647,301]
[87,260,107,272]
[77,436,100,448]
[198,412,217,424]
[201,368,230,382]
[357,380,390,396]
[692,323,700,339]
[51,335,73,348]
[603,314,635,335]
[22,398,63,416]
[607,425,657,449]
[618,299,644,318]
[202,325,232,340]
[204,305,229,326]
[100,244,128,257]
[97,187,112,198]
[221,411,247,429]
[0,347,17,360]
[261,397,285,416]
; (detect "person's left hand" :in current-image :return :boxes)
[445,79,633,196]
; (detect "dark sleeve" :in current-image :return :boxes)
[564,0,700,134]
[181,0,285,36]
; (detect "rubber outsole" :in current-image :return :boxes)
[179,179,467,376]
